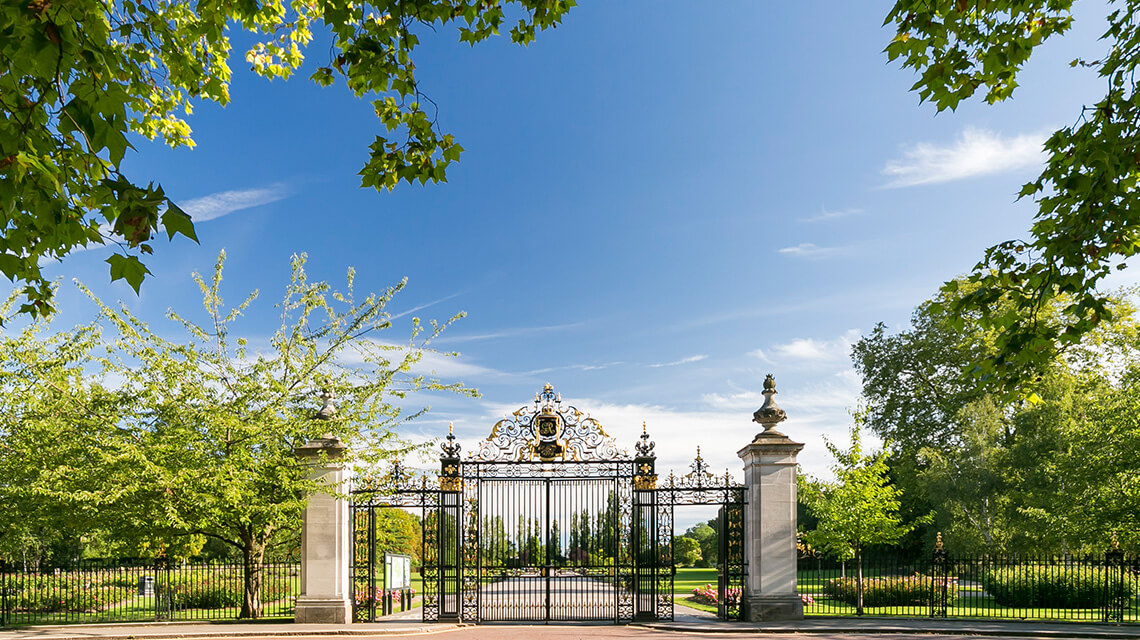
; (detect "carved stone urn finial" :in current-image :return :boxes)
[752,373,788,438]
[315,390,337,421]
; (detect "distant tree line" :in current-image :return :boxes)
[801,280,1140,560]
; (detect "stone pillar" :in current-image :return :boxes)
[294,436,352,624]
[738,374,804,621]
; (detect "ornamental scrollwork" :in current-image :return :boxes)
[473,383,628,462]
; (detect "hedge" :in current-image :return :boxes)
[983,566,1137,608]
[821,574,957,607]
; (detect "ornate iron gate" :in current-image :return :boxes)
[657,448,747,620]
[351,385,746,623]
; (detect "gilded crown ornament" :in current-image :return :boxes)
[752,373,788,438]
[441,422,461,460]
[634,421,656,458]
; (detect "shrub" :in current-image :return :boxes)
[690,583,741,606]
[9,576,130,613]
[821,574,957,607]
[158,572,290,610]
[983,565,1138,608]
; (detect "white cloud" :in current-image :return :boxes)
[882,127,1046,188]
[799,206,863,223]
[751,329,860,366]
[178,184,292,222]
[778,243,842,258]
[648,355,708,368]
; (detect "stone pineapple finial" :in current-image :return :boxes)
[752,373,788,439]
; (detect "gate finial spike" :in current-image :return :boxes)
[935,531,944,551]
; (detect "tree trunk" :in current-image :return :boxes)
[240,540,266,619]
[855,550,864,616]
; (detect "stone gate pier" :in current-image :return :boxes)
[738,375,804,621]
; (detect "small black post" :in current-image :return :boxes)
[1,561,8,627]
[1103,534,1125,623]
[930,532,948,618]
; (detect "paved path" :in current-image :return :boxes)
[0,612,1136,640]
[476,575,620,621]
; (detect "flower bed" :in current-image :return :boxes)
[690,583,740,606]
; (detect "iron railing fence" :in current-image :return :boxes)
[799,551,1140,623]
[0,559,300,627]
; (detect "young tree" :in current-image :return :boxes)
[672,535,701,567]
[50,250,471,618]
[0,296,120,567]
[685,523,715,568]
[885,2,1140,393]
[800,421,927,615]
[0,0,575,317]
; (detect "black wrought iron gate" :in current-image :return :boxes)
[657,449,747,620]
[351,385,746,624]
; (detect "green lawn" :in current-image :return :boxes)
[673,567,719,595]
[672,567,725,615]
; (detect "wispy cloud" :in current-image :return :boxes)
[522,361,623,375]
[752,329,860,366]
[178,184,292,222]
[436,322,584,345]
[389,291,468,322]
[778,243,842,258]
[799,206,863,223]
[648,355,708,368]
[37,185,293,266]
[882,127,1046,188]
[336,338,503,381]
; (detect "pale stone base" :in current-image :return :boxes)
[294,596,352,624]
[741,594,804,621]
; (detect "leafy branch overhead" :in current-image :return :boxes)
[0,0,575,315]
[886,1,1140,394]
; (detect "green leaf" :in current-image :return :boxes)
[106,253,152,293]
[162,200,199,242]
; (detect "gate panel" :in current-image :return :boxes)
[548,478,622,621]
[633,489,657,621]
[476,478,546,621]
[437,490,462,620]
[656,500,673,621]
[350,504,376,622]
[722,499,746,620]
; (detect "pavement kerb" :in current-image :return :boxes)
[0,620,1138,639]
[0,624,470,640]
[632,620,1140,638]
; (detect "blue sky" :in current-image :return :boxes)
[26,2,1126,513]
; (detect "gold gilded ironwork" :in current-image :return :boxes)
[474,384,626,462]
[440,476,463,491]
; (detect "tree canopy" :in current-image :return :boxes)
[0,0,574,316]
[886,1,1140,394]
[0,251,469,617]
[852,281,1140,554]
